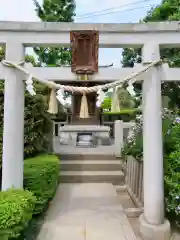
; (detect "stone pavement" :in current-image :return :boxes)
[37,183,137,240]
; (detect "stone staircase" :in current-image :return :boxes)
[59,154,125,185]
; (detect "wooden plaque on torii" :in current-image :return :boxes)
[70,30,99,74]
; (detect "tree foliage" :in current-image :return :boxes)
[121,48,141,67]
[121,0,180,109]
[24,86,52,158]
[33,0,76,66]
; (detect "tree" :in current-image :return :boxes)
[121,48,141,67]
[121,0,180,109]
[33,0,76,66]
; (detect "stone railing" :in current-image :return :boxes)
[114,120,134,157]
[125,156,144,208]
[53,121,68,137]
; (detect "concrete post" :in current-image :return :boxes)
[139,43,171,240]
[114,120,123,157]
[1,41,25,190]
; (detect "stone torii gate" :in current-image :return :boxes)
[1,21,180,239]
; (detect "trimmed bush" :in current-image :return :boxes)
[24,154,60,214]
[0,189,36,239]
[102,108,141,122]
[103,108,141,115]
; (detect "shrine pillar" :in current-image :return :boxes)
[1,42,25,190]
[139,43,171,240]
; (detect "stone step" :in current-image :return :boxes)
[60,160,122,171]
[59,154,120,161]
[60,170,125,185]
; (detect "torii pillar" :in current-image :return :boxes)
[139,42,171,240]
[1,42,24,190]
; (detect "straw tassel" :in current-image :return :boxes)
[79,93,89,119]
[111,86,120,112]
[47,88,58,114]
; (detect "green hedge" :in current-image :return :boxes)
[0,154,60,239]
[24,154,60,215]
[102,108,141,122]
[0,189,36,239]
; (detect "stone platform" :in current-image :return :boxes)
[59,125,111,146]
[53,137,115,155]
[37,183,137,240]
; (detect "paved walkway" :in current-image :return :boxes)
[37,183,137,240]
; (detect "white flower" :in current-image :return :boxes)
[175,117,180,123]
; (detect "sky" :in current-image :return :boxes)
[0,0,162,67]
